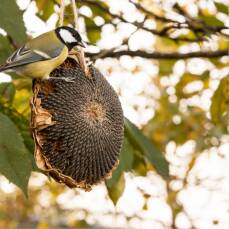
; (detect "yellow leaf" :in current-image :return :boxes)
[38,222,49,229]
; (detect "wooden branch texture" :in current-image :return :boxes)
[87,49,228,60]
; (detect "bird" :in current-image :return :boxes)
[0,26,85,82]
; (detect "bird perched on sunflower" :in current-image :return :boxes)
[0,26,85,82]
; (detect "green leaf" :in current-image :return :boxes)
[106,138,134,186]
[85,17,101,43]
[175,72,209,98]
[176,31,197,41]
[132,154,147,176]
[0,83,16,104]
[106,173,125,205]
[119,138,134,172]
[124,118,169,178]
[210,58,229,69]
[87,30,101,44]
[12,88,32,115]
[0,35,14,64]
[0,113,32,196]
[90,4,112,22]
[0,104,34,155]
[0,0,26,44]
[155,37,178,51]
[106,138,134,204]
[215,3,228,14]
[36,0,55,21]
[210,76,229,123]
[73,220,91,228]
[0,105,37,171]
[199,15,224,27]
[158,60,176,76]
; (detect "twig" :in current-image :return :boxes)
[86,49,228,60]
[129,0,178,23]
[78,0,228,42]
[173,3,228,35]
[59,0,65,26]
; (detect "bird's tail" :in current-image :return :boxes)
[0,64,11,72]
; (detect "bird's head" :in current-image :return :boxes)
[55,26,86,50]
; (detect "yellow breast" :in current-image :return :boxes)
[19,46,68,79]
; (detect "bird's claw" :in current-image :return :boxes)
[62,77,75,83]
[48,77,75,83]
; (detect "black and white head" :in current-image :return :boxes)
[55,26,85,50]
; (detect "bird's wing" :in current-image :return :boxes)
[3,44,63,69]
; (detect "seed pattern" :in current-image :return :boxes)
[31,58,124,190]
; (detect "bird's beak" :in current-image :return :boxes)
[77,41,86,48]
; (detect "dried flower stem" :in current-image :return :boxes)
[71,0,89,76]
[71,0,79,30]
[59,0,65,26]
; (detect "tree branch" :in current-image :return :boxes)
[128,0,179,23]
[75,1,229,61]
[78,0,229,43]
[173,3,228,34]
[86,49,228,60]
[77,0,203,42]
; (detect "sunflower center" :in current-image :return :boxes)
[83,101,106,124]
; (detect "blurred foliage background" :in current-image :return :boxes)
[0,0,228,228]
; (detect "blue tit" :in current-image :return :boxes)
[0,26,85,81]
